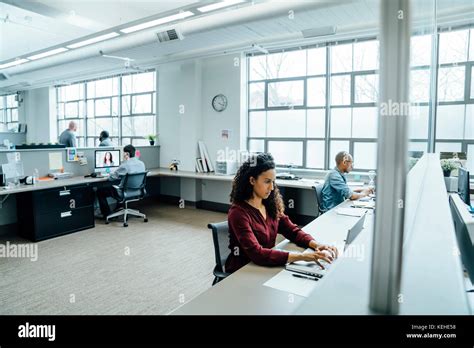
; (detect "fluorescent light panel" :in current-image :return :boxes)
[27,47,68,60]
[120,11,194,34]
[197,0,245,13]
[0,59,29,70]
[67,32,120,49]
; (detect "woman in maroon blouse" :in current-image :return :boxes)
[225,153,338,273]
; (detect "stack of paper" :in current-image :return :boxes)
[336,208,368,217]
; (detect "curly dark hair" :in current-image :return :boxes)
[230,153,285,219]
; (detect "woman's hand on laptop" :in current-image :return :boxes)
[309,240,339,259]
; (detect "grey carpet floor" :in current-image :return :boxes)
[0,202,227,315]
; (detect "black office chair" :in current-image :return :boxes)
[106,171,149,227]
[208,221,231,286]
[312,184,324,217]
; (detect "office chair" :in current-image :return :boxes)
[208,221,231,285]
[312,184,324,217]
[105,171,149,227]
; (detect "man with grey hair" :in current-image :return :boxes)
[59,121,77,147]
[320,151,373,212]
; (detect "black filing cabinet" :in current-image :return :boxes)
[17,184,95,241]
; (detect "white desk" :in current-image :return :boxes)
[170,199,374,315]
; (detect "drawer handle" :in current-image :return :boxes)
[61,211,72,218]
[59,190,71,196]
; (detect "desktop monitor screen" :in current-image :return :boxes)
[458,167,470,206]
[95,150,121,172]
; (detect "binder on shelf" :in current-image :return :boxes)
[198,141,209,172]
[198,141,214,172]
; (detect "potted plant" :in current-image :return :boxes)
[440,159,459,177]
[146,134,156,146]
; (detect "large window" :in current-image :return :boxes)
[248,26,474,172]
[56,71,156,147]
[248,39,379,170]
[0,94,19,131]
[435,28,474,173]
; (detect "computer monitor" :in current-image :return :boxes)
[95,150,121,174]
[458,167,470,206]
[449,194,474,285]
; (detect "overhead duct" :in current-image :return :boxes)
[0,1,333,77]
[156,28,184,43]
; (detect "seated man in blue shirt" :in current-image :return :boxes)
[321,151,373,212]
[96,144,146,218]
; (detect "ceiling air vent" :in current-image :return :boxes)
[156,29,184,43]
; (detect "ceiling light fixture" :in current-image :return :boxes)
[27,47,69,60]
[0,58,29,70]
[120,11,194,34]
[67,32,120,49]
[197,0,246,13]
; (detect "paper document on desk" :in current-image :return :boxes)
[351,200,375,209]
[263,269,319,298]
[336,208,368,217]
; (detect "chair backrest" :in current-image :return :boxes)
[208,221,230,273]
[312,184,324,216]
[120,171,148,200]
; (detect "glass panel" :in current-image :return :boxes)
[63,84,83,101]
[132,94,152,114]
[409,105,429,139]
[268,141,303,166]
[0,96,4,109]
[438,29,469,64]
[87,138,97,147]
[329,140,350,168]
[267,50,306,79]
[122,116,155,137]
[87,100,94,118]
[307,47,326,75]
[410,69,430,102]
[249,139,264,153]
[122,96,131,115]
[353,40,379,71]
[58,103,65,119]
[436,104,465,139]
[127,72,155,94]
[354,142,377,169]
[467,144,474,173]
[133,138,149,146]
[249,111,266,137]
[331,43,352,73]
[331,74,351,105]
[65,102,78,118]
[267,80,304,107]
[307,77,326,107]
[330,108,351,138]
[121,137,131,146]
[6,95,16,107]
[249,55,267,81]
[94,77,119,97]
[354,74,378,103]
[306,141,325,169]
[307,109,326,138]
[95,99,111,117]
[410,34,432,67]
[409,142,428,152]
[471,66,474,98]
[352,107,378,138]
[87,118,119,138]
[267,110,305,138]
[112,97,119,116]
[437,66,465,102]
[466,105,474,139]
[11,109,18,122]
[470,29,474,61]
[249,82,265,109]
[435,142,462,153]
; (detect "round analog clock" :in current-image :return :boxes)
[212,94,228,112]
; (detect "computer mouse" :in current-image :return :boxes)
[91,172,97,178]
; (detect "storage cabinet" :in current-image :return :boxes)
[17,184,95,241]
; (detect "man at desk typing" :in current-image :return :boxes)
[96,144,145,218]
[225,153,338,273]
[321,151,373,213]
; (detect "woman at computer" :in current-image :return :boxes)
[225,153,338,273]
[103,152,115,167]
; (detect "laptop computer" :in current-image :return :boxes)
[285,213,367,277]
